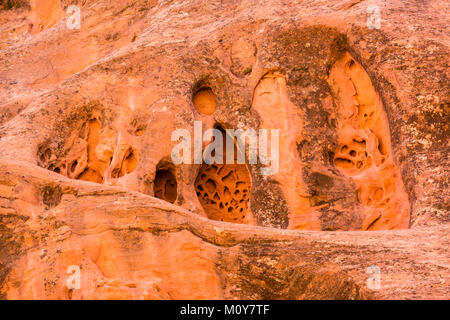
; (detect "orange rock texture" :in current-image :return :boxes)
[0,0,448,299]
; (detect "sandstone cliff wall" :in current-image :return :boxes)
[0,0,448,299]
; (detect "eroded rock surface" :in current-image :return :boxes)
[195,126,253,223]
[0,0,448,299]
[328,52,410,230]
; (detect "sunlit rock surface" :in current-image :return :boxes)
[0,0,448,299]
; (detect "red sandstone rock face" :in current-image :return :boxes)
[28,0,63,34]
[0,0,448,299]
[327,52,410,230]
[195,126,253,224]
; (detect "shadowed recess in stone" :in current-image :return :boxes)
[37,109,138,184]
[193,87,216,116]
[327,52,410,230]
[195,126,251,223]
[154,168,177,203]
[110,146,138,179]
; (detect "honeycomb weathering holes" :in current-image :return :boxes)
[333,135,373,175]
[328,52,410,230]
[37,112,138,184]
[193,87,216,116]
[34,54,408,231]
[194,126,251,223]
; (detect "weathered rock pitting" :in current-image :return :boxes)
[0,0,448,299]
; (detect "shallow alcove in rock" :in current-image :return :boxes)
[37,113,110,184]
[194,126,252,223]
[192,87,216,116]
[36,106,139,185]
[110,146,138,179]
[75,118,106,183]
[327,52,410,230]
[153,161,177,203]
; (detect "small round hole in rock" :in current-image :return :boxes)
[193,87,216,115]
